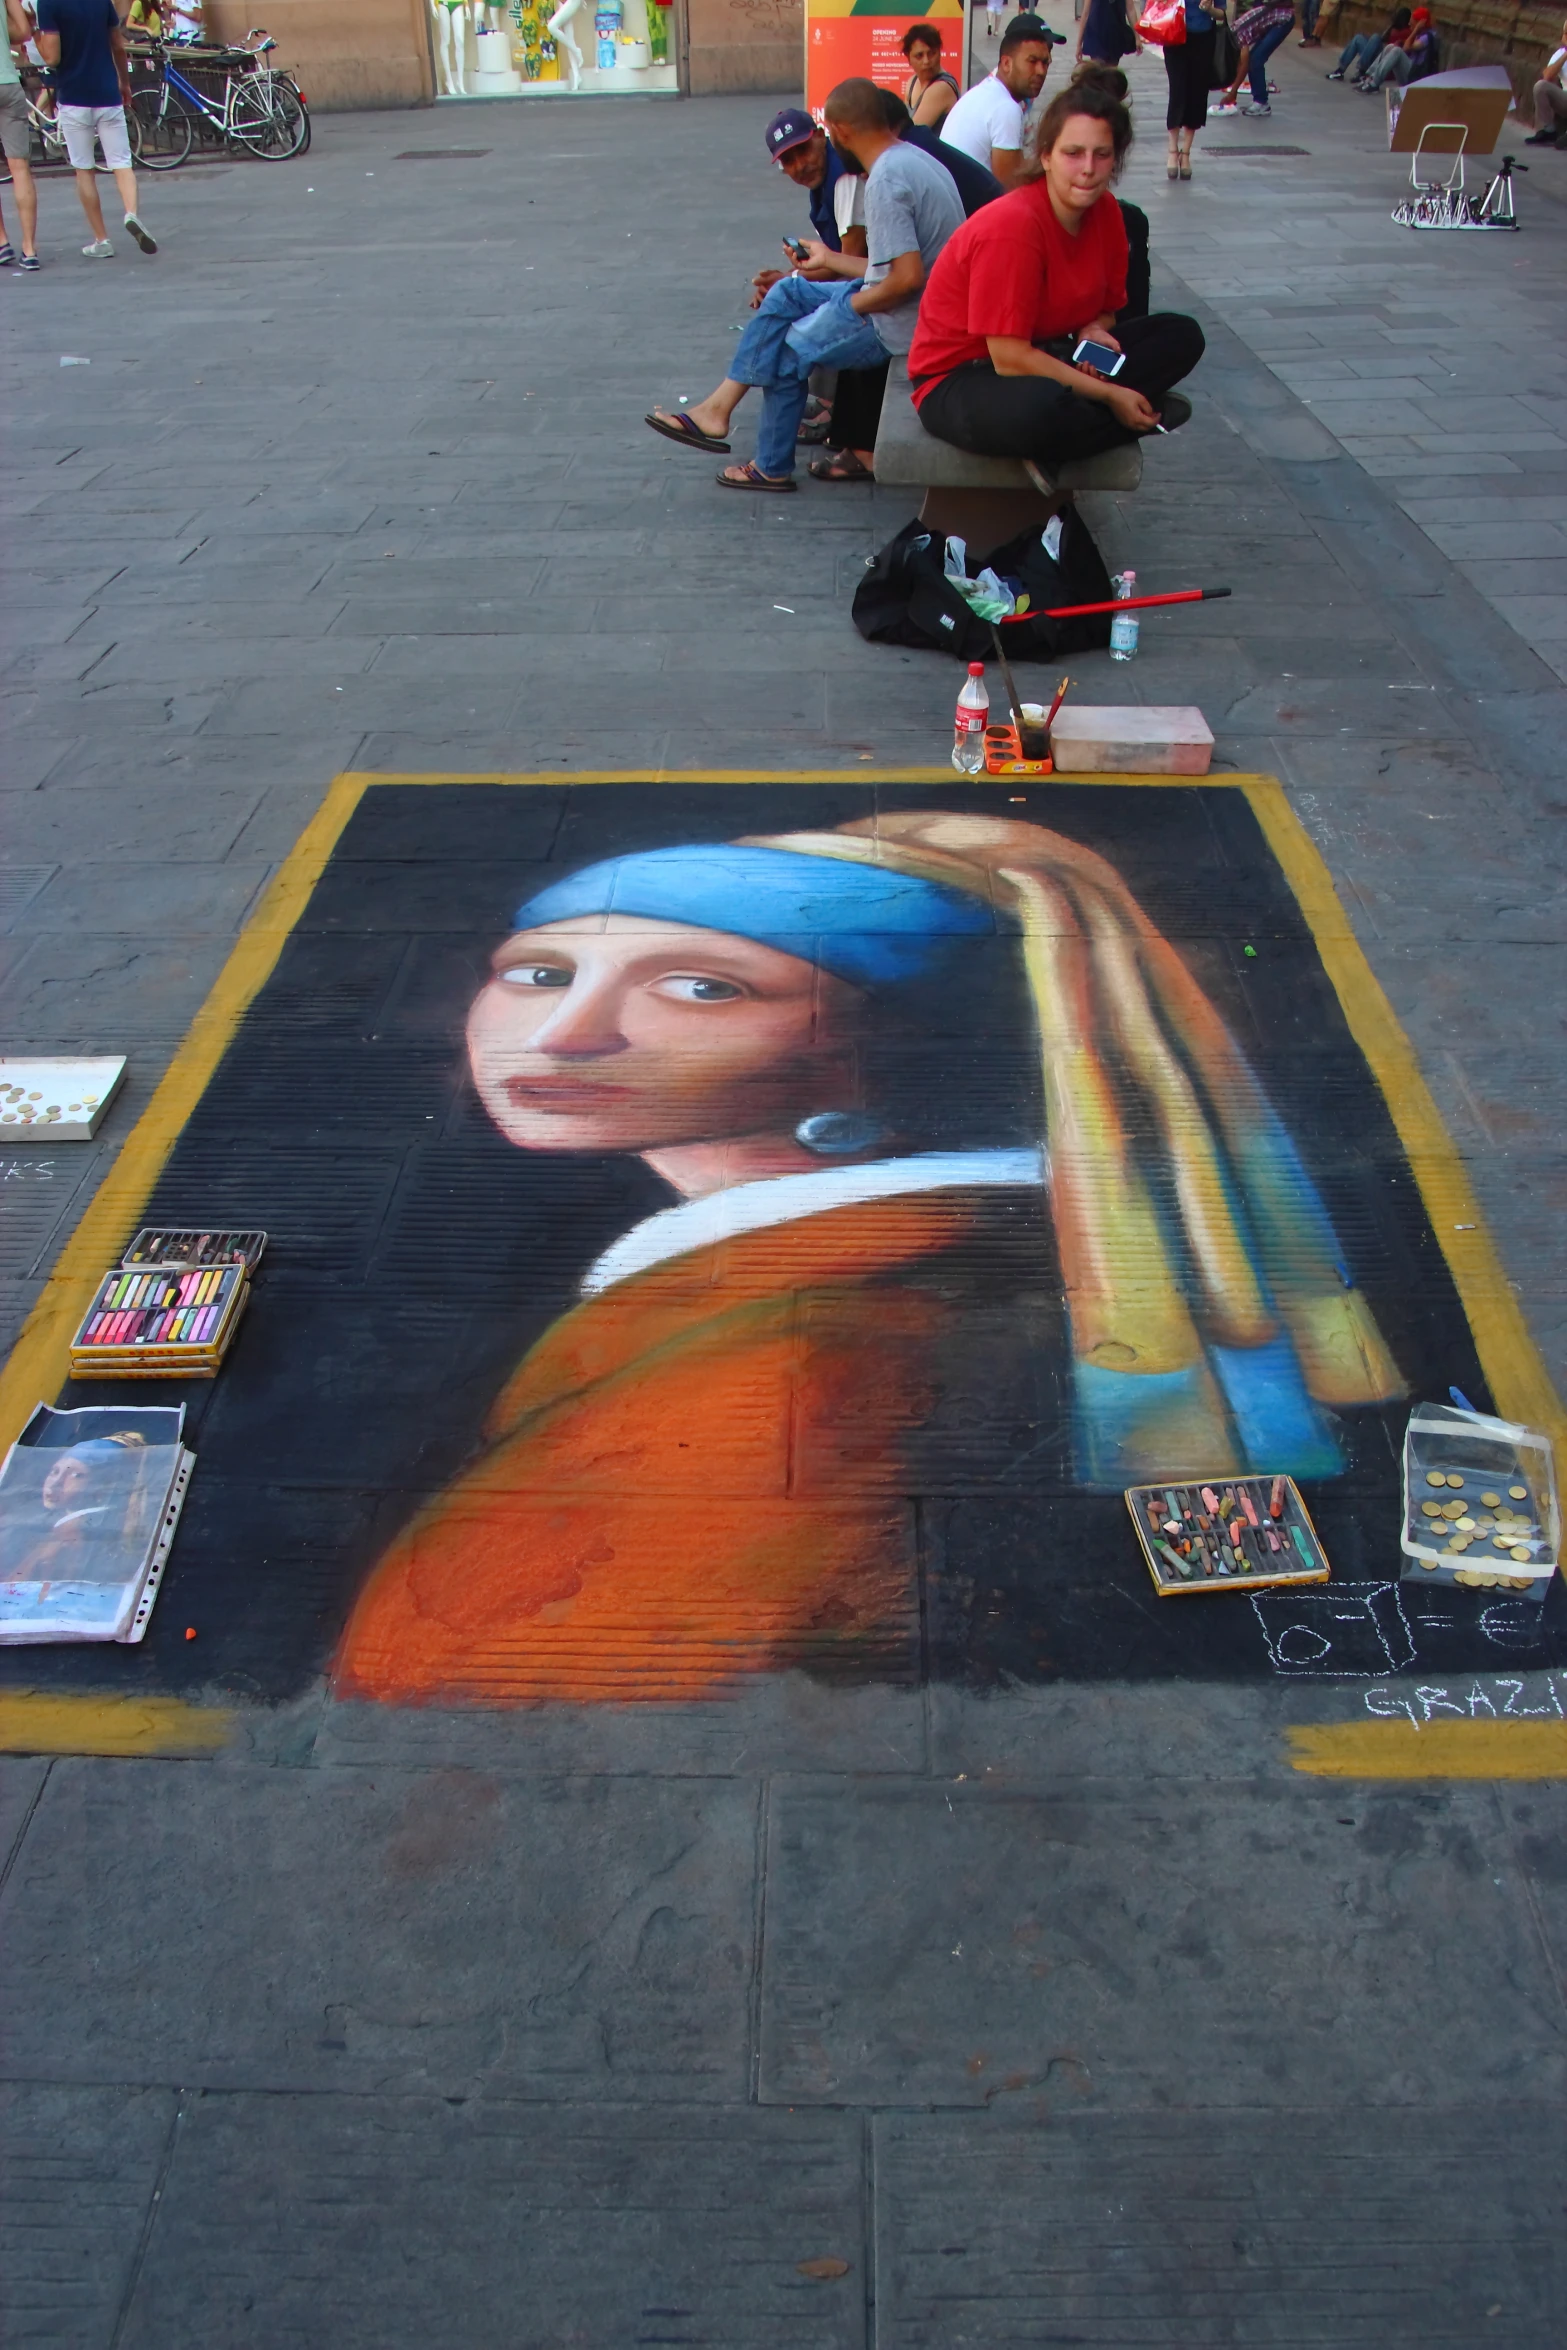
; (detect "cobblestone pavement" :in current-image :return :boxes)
[1,64,1565,2348]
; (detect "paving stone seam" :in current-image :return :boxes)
[105,2086,186,2350]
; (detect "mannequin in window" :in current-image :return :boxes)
[549,0,585,86]
[432,0,465,93]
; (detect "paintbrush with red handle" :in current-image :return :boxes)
[1004,587,1232,624]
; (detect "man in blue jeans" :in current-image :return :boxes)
[644,77,963,491]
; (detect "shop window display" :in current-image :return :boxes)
[430,0,676,95]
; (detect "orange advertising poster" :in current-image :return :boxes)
[804,0,965,119]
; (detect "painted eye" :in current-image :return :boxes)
[654,975,745,1004]
[500,965,573,989]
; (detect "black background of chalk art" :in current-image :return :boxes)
[12,780,1563,1700]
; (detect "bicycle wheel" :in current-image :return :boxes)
[130,86,194,169]
[228,81,308,159]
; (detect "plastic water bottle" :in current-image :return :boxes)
[951,661,989,772]
[1109,570,1139,662]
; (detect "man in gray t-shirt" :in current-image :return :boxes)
[859,134,965,356]
[643,76,963,488]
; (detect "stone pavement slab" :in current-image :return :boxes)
[0,2082,176,2350]
[874,2105,1565,2348]
[0,1757,758,2099]
[117,2097,867,2350]
[758,1777,1563,2111]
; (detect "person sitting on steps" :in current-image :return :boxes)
[1359,5,1437,89]
[1326,4,1408,80]
[1525,13,1567,144]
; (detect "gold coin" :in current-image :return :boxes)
[1442,1502,1465,1520]
[1421,1501,1443,1517]
[1426,1471,1447,1488]
[1445,1474,1466,1488]
[1509,1484,1527,1500]
[1454,1569,1480,1587]
[1457,1516,1476,1531]
[1511,1546,1533,1563]
[1507,1576,1536,1591]
[1481,1491,1501,1507]
[1420,1557,1438,1571]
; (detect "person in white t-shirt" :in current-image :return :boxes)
[940,11,1061,186]
[1525,15,1567,143]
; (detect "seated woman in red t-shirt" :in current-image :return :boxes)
[907,84,1204,469]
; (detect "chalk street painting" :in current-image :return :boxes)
[9,781,1563,1703]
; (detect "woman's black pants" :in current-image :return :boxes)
[916,312,1206,468]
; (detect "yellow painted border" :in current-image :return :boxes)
[1287,1720,1567,1778]
[0,1692,232,1757]
[1,765,1559,1756]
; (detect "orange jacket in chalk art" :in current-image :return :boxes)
[333,813,1405,1709]
[335,1173,1062,1706]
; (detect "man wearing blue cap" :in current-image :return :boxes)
[645,77,963,491]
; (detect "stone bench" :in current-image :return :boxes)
[872,355,1142,553]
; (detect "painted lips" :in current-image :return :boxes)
[502,1077,632,1106]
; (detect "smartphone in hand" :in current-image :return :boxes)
[1072,337,1126,378]
[782,237,810,263]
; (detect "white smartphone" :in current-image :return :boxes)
[1072,338,1126,378]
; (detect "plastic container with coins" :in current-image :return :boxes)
[1400,1401,1560,1598]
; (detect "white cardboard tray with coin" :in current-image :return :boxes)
[0,1057,126,1141]
[1402,1400,1560,1597]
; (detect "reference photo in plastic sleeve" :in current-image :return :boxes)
[0,1406,195,1647]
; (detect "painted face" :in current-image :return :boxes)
[907,37,940,77]
[41,1455,91,1510]
[468,915,864,1155]
[1044,112,1117,211]
[999,38,1052,104]
[777,130,829,191]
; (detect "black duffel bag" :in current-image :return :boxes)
[852,510,1115,661]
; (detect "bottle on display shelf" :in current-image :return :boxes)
[1110,570,1139,662]
[951,662,989,774]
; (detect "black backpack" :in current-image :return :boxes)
[852,512,1114,662]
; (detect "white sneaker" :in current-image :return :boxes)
[1214,98,1239,113]
[124,214,157,253]
[1241,101,1272,116]
[82,238,113,258]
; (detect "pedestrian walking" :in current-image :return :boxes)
[1077,0,1138,66]
[0,0,41,267]
[32,0,156,259]
[1163,0,1223,178]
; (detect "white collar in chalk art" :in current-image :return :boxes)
[581,1148,1047,1296]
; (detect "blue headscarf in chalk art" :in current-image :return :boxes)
[512,846,996,987]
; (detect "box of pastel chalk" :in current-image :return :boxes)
[1125,1474,1331,1596]
[1401,1403,1560,1599]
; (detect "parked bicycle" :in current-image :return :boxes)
[131,27,309,169]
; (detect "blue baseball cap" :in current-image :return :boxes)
[765,107,818,160]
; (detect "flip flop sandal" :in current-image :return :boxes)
[715,461,797,492]
[808,449,873,482]
[645,409,731,455]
